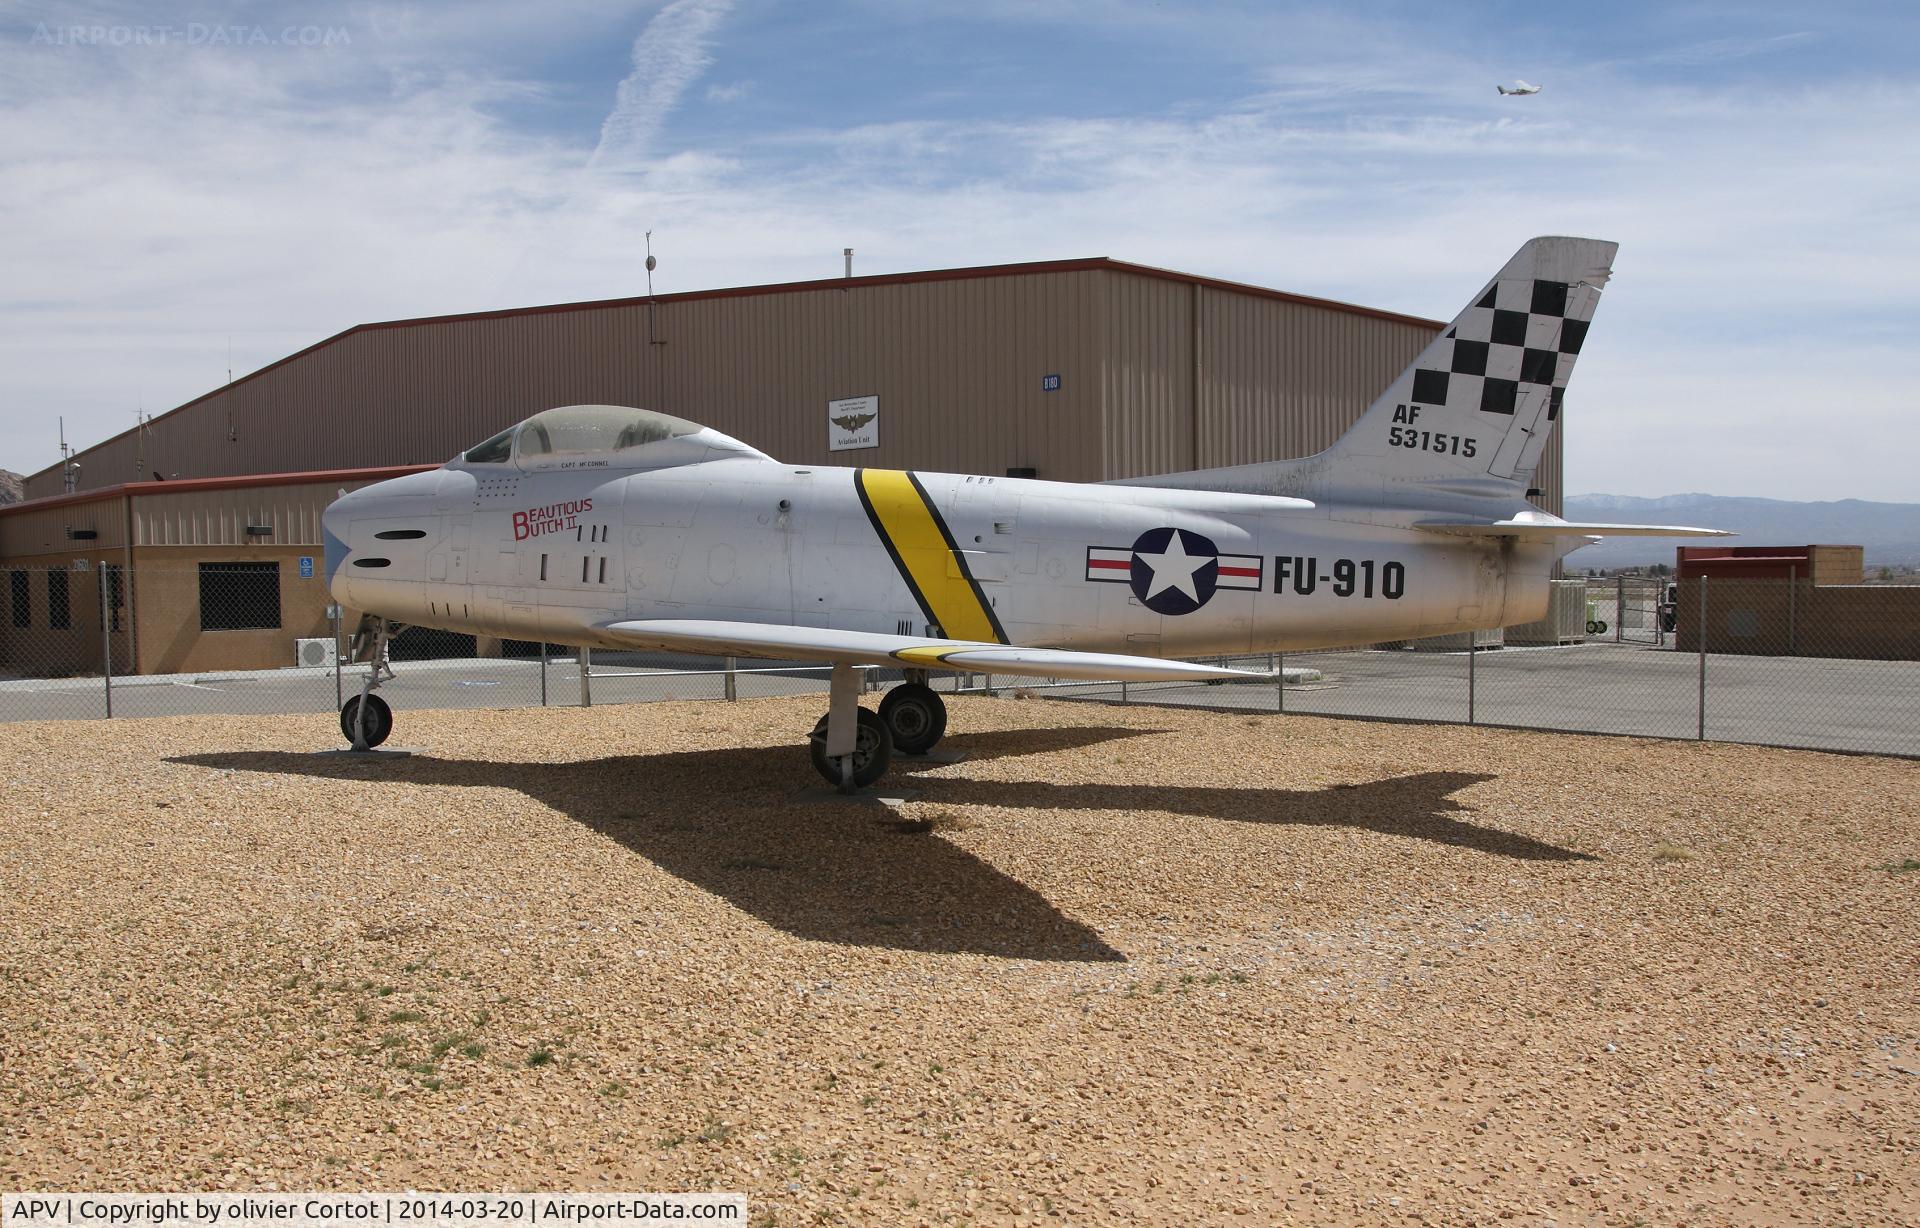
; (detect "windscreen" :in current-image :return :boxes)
[462,427,515,464]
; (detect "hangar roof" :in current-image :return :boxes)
[0,464,437,518]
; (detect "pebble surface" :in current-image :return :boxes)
[2,697,1916,1226]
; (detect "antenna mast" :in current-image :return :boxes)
[59,417,81,494]
[644,231,665,348]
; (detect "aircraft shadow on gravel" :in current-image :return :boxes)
[174,726,1587,963]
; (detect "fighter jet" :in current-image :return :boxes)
[1497,80,1541,95]
[322,236,1725,790]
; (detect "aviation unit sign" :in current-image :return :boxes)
[827,395,879,452]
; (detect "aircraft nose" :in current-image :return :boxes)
[321,487,365,597]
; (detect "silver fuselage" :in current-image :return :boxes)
[326,457,1554,658]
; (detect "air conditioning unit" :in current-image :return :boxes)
[294,637,337,667]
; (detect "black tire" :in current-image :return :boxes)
[1594,620,1608,635]
[1586,620,1599,634]
[340,694,394,748]
[878,682,948,755]
[809,708,892,789]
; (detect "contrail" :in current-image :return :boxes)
[590,0,734,170]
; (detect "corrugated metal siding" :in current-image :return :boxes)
[1195,289,1436,468]
[1101,271,1196,478]
[31,270,1120,494]
[132,481,344,548]
[26,263,1557,512]
[0,497,126,559]
[654,272,1108,481]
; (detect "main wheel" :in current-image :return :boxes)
[809,708,892,789]
[340,694,394,748]
[878,682,947,755]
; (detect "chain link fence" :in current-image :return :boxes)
[1,566,1914,757]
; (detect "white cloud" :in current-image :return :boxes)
[590,0,734,170]
[0,5,1914,501]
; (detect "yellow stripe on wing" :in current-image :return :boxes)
[854,469,1007,645]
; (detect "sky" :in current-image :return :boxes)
[1,0,1915,500]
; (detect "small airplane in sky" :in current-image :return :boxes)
[322,236,1725,791]
[1498,80,1542,95]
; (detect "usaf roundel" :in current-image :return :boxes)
[1084,527,1263,616]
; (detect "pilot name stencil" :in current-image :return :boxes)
[512,497,594,541]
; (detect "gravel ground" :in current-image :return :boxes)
[2,697,1916,1226]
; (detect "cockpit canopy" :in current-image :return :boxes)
[456,405,769,472]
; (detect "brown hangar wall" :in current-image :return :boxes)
[23,259,1561,514]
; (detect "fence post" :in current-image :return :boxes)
[1276,651,1285,713]
[724,656,738,701]
[1120,678,1128,705]
[1787,565,1797,655]
[1697,577,1708,741]
[580,645,593,708]
[1616,575,1625,643]
[1467,638,1476,725]
[540,643,549,707]
[100,573,113,720]
[332,605,343,711]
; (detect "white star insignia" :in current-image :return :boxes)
[1135,532,1212,601]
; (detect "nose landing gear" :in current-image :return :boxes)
[340,616,401,750]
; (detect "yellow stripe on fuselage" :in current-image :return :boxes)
[855,469,1006,645]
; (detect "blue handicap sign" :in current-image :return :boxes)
[1042,374,1062,392]
[299,556,315,579]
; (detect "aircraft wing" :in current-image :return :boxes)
[597,619,1266,682]
[1415,517,1730,542]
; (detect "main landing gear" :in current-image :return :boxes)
[808,668,949,792]
[339,616,400,750]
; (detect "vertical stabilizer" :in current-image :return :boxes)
[1116,236,1617,508]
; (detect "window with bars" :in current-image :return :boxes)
[199,561,281,631]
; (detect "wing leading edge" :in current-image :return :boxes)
[598,619,1266,683]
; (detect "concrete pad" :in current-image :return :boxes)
[894,748,970,767]
[788,786,919,806]
[311,747,418,759]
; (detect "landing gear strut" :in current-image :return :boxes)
[808,662,892,792]
[340,616,400,750]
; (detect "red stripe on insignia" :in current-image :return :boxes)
[1218,565,1260,577]
[1088,559,1132,570]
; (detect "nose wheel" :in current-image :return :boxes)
[340,693,393,748]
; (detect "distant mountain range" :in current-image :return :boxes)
[0,469,22,507]
[1563,493,1920,569]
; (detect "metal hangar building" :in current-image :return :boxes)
[3,256,1564,675]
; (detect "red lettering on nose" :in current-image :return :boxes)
[512,511,530,540]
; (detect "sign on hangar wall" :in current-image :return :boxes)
[827,394,879,452]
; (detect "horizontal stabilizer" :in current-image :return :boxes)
[598,619,1265,683]
[1416,516,1731,542]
